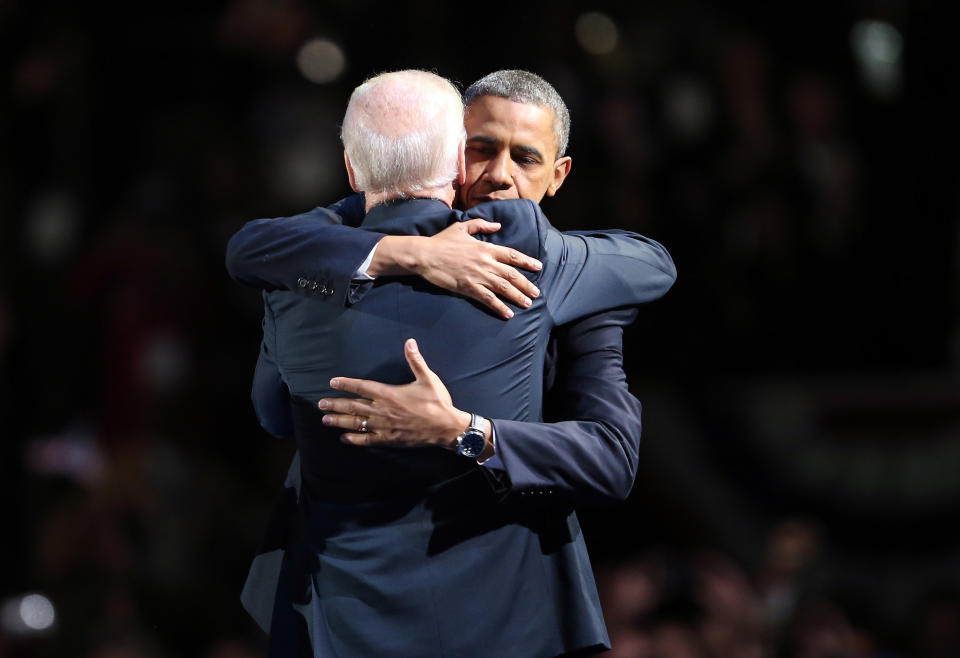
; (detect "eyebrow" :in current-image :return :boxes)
[514,144,544,161]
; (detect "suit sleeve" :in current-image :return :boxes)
[491,308,643,504]
[533,206,676,325]
[224,200,381,307]
[251,294,295,438]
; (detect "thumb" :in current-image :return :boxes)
[461,218,501,235]
[404,338,434,381]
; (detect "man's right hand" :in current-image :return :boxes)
[319,338,478,451]
[368,219,542,320]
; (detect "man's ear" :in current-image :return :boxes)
[456,139,466,186]
[344,151,361,193]
[545,156,572,197]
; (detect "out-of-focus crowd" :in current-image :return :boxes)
[597,520,960,658]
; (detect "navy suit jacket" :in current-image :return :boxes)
[226,194,675,502]
[227,197,676,656]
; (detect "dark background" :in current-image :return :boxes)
[2,1,958,656]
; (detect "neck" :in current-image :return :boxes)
[364,184,456,212]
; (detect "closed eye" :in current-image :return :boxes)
[512,146,544,166]
[466,145,493,154]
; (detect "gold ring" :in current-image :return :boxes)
[359,418,369,433]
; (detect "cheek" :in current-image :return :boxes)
[463,161,483,183]
[513,179,532,198]
[517,171,552,200]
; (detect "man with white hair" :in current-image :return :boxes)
[341,71,465,208]
[245,69,674,656]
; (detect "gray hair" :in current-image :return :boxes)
[341,70,465,197]
[464,70,571,158]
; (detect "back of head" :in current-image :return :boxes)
[341,70,465,198]
[464,70,571,158]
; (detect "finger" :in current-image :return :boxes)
[318,397,375,415]
[497,263,540,299]
[341,432,417,448]
[487,244,542,272]
[483,267,540,308]
[460,218,501,235]
[466,286,513,320]
[340,432,376,446]
[341,431,402,447]
[322,413,374,430]
[404,338,438,381]
[329,376,391,400]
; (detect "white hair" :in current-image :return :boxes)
[340,70,465,198]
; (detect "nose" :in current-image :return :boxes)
[484,151,513,189]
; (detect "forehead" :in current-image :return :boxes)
[465,96,557,155]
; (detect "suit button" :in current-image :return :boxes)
[297,277,308,288]
[309,281,319,290]
[327,286,335,296]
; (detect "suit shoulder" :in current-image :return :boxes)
[466,199,544,257]
[467,198,539,222]
[467,199,545,238]
[292,206,343,224]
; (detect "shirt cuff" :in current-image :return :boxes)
[352,243,379,281]
[479,423,505,471]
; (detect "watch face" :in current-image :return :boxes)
[459,430,485,458]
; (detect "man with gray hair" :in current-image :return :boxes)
[458,69,573,211]
[465,69,571,155]
[240,69,674,656]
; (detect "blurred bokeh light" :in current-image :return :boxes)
[575,11,619,55]
[22,190,80,265]
[661,75,714,142]
[296,38,346,84]
[851,20,904,99]
[1,593,56,635]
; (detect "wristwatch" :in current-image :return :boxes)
[455,413,486,459]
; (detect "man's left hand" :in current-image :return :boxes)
[319,338,470,448]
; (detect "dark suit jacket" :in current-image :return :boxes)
[226,194,675,502]
[227,197,676,656]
